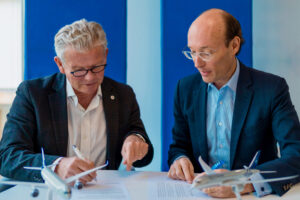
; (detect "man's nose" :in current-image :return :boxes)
[84,70,96,80]
[193,55,205,69]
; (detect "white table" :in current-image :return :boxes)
[0,170,299,200]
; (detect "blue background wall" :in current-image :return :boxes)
[24,0,126,83]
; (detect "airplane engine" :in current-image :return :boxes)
[31,188,39,197]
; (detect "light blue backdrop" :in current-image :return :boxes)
[253,0,300,118]
[127,0,162,171]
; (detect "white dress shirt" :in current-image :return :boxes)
[66,80,107,166]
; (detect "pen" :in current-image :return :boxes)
[72,145,85,160]
[211,160,224,170]
[72,145,86,189]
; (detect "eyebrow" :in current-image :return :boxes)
[71,63,105,71]
[188,46,211,51]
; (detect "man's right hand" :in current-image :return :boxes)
[55,157,96,184]
[167,157,194,183]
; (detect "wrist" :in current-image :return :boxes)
[135,133,146,143]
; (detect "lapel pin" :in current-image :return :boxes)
[110,95,115,100]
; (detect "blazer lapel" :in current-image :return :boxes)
[193,77,209,163]
[48,73,69,156]
[230,64,253,168]
[101,78,119,169]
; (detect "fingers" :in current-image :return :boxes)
[203,186,236,198]
[167,157,194,183]
[77,160,97,181]
[121,135,148,171]
[55,157,96,184]
[122,158,133,171]
[241,183,254,194]
[197,168,236,198]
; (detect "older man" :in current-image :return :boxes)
[168,8,300,198]
[0,19,153,184]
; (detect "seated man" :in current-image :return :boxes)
[0,19,153,184]
[168,8,300,198]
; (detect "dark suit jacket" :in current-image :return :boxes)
[0,73,153,182]
[168,63,300,196]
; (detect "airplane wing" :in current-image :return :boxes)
[0,180,46,188]
[249,175,299,185]
[65,161,108,184]
[221,175,298,186]
[198,156,215,175]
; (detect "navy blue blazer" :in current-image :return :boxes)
[0,73,153,182]
[168,63,300,195]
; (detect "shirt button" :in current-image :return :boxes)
[219,101,223,105]
[219,144,223,148]
[218,122,222,126]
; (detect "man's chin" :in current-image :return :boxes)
[201,78,213,84]
[76,86,98,95]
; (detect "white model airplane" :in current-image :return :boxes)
[0,148,108,200]
[192,151,298,200]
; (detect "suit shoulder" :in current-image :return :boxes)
[103,77,134,92]
[19,73,63,91]
[177,73,203,89]
[246,67,286,87]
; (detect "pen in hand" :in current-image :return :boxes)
[72,145,85,160]
[72,145,95,189]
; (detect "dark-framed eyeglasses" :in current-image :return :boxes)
[70,64,107,77]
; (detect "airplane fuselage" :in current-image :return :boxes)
[41,167,71,199]
[193,169,260,189]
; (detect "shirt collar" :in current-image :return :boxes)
[66,79,102,107]
[208,58,240,93]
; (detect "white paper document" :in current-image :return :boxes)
[149,180,211,200]
[68,183,130,200]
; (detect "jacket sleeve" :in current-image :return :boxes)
[0,81,58,182]
[256,78,300,196]
[168,80,196,167]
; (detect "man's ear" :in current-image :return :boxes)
[54,56,65,74]
[231,36,241,55]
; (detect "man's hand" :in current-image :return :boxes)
[168,157,194,183]
[121,134,149,171]
[195,169,254,198]
[55,157,96,185]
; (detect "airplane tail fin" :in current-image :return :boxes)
[23,148,46,171]
[198,156,214,175]
[248,150,260,169]
[244,151,278,174]
[41,148,46,168]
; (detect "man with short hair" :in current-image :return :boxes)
[168,8,300,198]
[0,19,153,184]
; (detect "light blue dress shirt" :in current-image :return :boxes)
[206,59,271,197]
[206,60,240,169]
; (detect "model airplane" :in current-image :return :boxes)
[192,151,298,200]
[0,148,108,200]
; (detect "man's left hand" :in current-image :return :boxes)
[195,169,254,198]
[121,134,148,171]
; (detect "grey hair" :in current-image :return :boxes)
[54,19,107,61]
